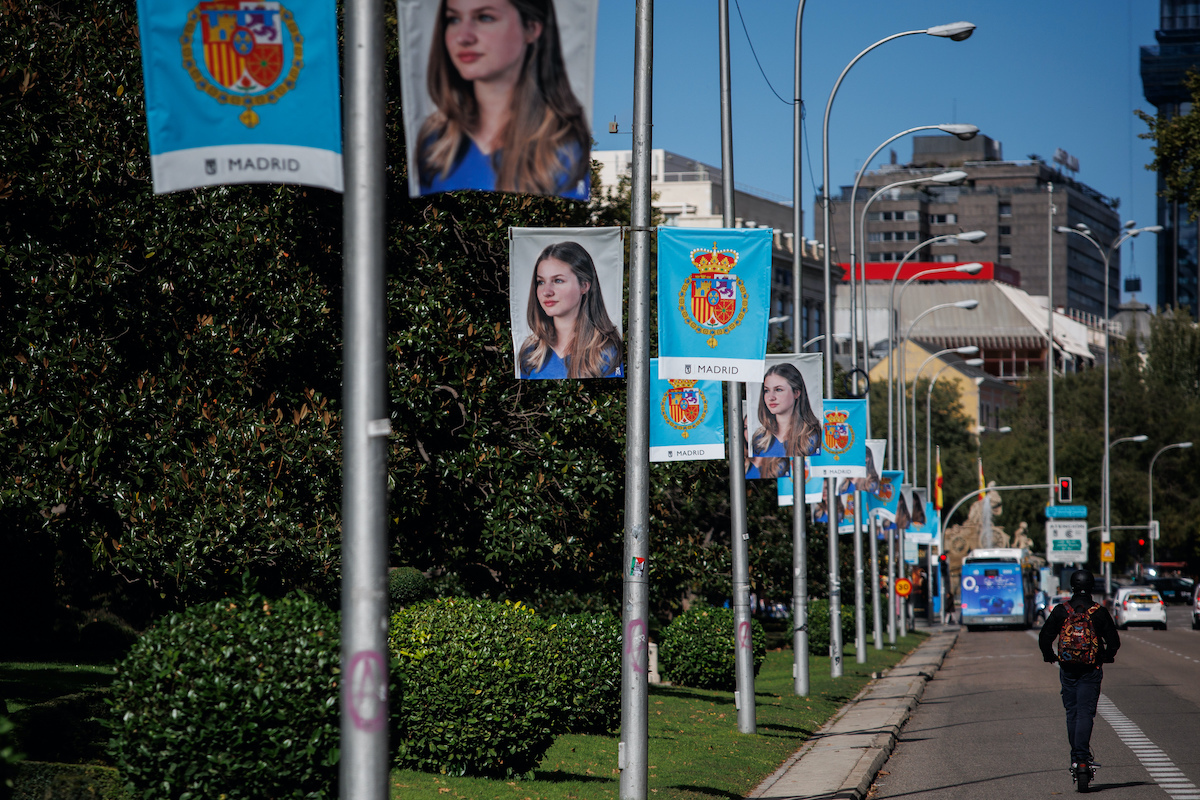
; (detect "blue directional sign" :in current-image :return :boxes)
[1046,504,1088,519]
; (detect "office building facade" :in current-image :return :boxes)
[826,135,1123,321]
[1141,0,1200,318]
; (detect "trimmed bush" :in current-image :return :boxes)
[388,567,433,608]
[657,606,766,691]
[544,612,621,735]
[804,599,857,654]
[1,716,21,800]
[108,594,342,800]
[389,598,564,777]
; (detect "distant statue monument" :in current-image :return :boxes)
[941,482,1044,598]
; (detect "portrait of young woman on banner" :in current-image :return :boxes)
[509,227,623,380]
[744,353,822,480]
[397,0,596,199]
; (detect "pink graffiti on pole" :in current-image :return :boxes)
[346,650,387,732]
[737,620,752,650]
[625,618,647,673]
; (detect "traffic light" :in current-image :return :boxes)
[938,553,950,582]
[1057,476,1072,503]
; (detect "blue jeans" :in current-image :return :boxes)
[1060,667,1103,763]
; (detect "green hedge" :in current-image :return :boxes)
[0,716,20,800]
[543,612,621,736]
[388,567,433,608]
[804,599,857,654]
[108,594,343,800]
[388,599,621,777]
[657,606,766,691]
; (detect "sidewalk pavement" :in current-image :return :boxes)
[747,621,960,800]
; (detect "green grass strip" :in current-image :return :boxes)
[390,633,924,800]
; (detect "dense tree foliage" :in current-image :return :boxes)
[1138,70,1200,219]
[0,0,987,647]
[985,311,1200,571]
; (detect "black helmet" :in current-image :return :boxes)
[1069,569,1095,593]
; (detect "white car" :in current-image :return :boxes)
[1114,588,1167,631]
[1192,584,1200,630]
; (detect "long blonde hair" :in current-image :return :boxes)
[520,242,622,378]
[752,363,820,458]
[420,0,590,195]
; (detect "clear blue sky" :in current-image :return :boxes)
[590,0,1164,307]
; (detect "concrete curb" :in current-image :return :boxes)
[746,629,959,800]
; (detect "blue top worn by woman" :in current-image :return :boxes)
[520,345,623,380]
[420,137,589,200]
[753,434,786,458]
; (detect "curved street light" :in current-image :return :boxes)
[819,19,976,681]
[1102,434,1149,596]
[846,127,977,373]
[1056,222,1162,595]
[910,346,979,484]
[1148,441,1192,564]
[898,299,980,475]
[927,357,985,489]
[854,170,970,370]
[886,240,985,468]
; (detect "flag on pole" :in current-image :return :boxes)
[935,446,944,510]
[137,0,344,193]
[977,456,985,501]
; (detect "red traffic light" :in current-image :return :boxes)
[1138,538,1146,547]
[1057,477,1072,503]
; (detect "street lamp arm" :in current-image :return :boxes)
[942,483,1054,527]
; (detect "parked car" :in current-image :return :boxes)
[1113,587,1167,630]
[1149,577,1194,604]
[1193,584,1200,630]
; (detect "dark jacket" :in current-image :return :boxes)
[1038,592,1121,674]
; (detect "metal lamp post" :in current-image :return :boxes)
[1055,222,1162,599]
[820,18,976,679]
[856,172,969,369]
[886,243,985,468]
[897,299,980,476]
[911,346,979,483]
[927,357,985,489]
[1103,434,1148,594]
[1148,441,1191,564]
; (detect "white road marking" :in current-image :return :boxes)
[1098,695,1200,799]
[1024,629,1199,796]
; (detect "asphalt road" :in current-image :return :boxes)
[869,605,1200,799]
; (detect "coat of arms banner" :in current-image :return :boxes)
[808,398,867,478]
[656,227,771,382]
[137,0,343,193]
[649,358,725,462]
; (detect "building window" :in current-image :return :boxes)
[933,254,957,263]
[929,213,958,225]
[999,225,1011,236]
[999,246,1011,259]
[998,202,1012,217]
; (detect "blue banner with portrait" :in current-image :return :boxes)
[656,227,772,383]
[649,358,725,462]
[906,488,936,544]
[397,0,598,200]
[137,0,343,193]
[808,399,867,479]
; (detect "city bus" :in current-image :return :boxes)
[959,547,1039,630]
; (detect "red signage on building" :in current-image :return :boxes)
[837,262,1020,287]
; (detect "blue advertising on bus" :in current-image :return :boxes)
[959,547,1037,630]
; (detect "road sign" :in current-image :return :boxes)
[1045,505,1088,519]
[1150,520,1160,541]
[895,577,913,598]
[1101,542,1115,563]
[1046,520,1088,564]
